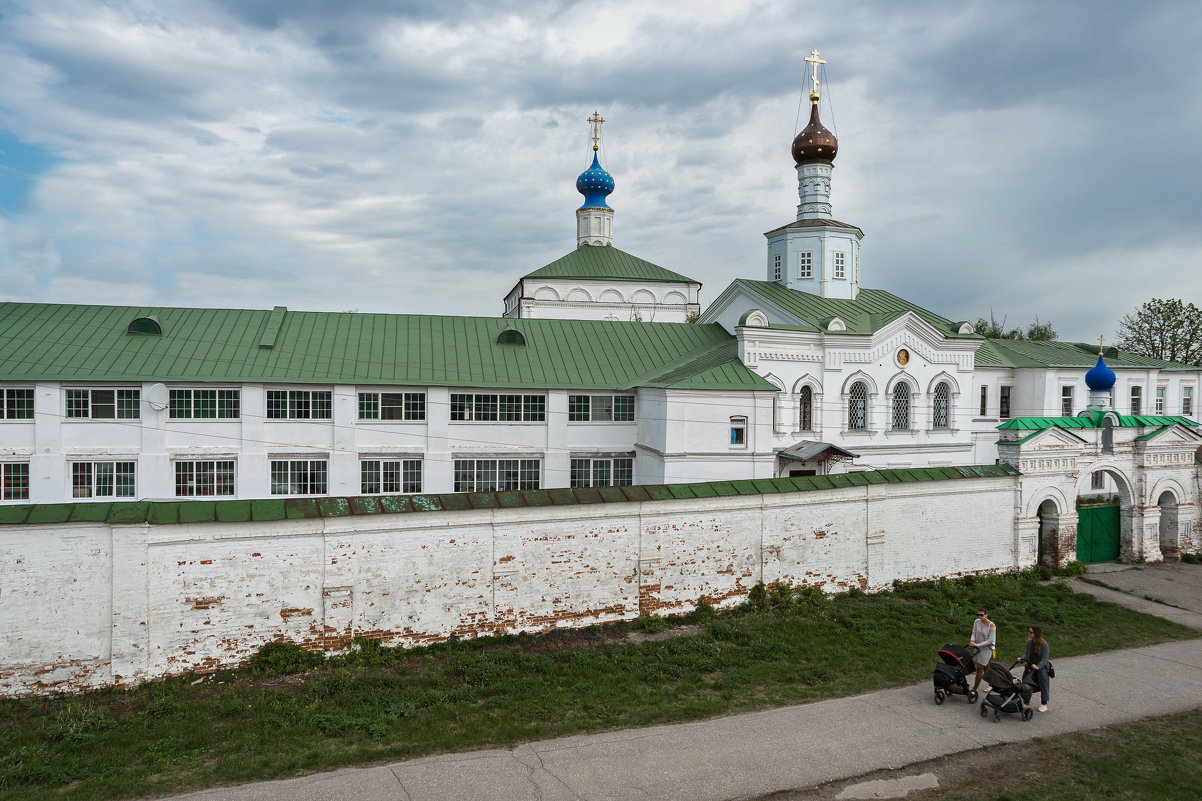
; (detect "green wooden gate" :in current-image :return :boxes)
[1077,506,1121,563]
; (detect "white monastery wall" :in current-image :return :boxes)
[0,473,1019,696]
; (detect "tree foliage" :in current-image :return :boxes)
[974,312,1057,341]
[1115,298,1202,366]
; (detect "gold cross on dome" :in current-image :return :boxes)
[1097,334,1106,355]
[588,111,605,151]
[805,49,826,99]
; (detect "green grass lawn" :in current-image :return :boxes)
[0,570,1196,800]
[927,708,1202,800]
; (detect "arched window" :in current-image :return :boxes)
[127,317,162,335]
[799,386,813,430]
[848,382,868,431]
[932,382,950,429]
[892,383,910,430]
[496,329,526,345]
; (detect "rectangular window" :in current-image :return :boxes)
[169,389,240,419]
[772,253,782,281]
[1091,471,1105,491]
[269,460,328,495]
[1,463,30,500]
[71,461,136,498]
[1061,386,1074,417]
[453,458,541,493]
[568,394,635,422]
[1184,387,1194,417]
[570,457,634,487]
[834,252,846,279]
[1,388,34,419]
[1155,386,1165,414]
[449,393,545,422]
[65,388,140,419]
[999,386,1011,420]
[174,461,236,497]
[360,459,423,494]
[1130,386,1142,416]
[798,251,813,279]
[357,392,426,421]
[266,390,332,420]
[730,416,747,447]
[979,386,988,417]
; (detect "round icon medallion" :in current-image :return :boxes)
[897,348,910,367]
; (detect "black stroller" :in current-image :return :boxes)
[979,660,1035,722]
[933,643,978,704]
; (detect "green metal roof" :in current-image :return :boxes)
[974,338,1196,371]
[0,464,1019,527]
[523,245,698,285]
[730,281,975,338]
[0,302,771,391]
[998,415,1199,431]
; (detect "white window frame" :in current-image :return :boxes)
[570,457,634,487]
[798,385,814,431]
[65,388,141,420]
[453,458,541,492]
[834,251,846,279]
[270,459,328,495]
[450,393,546,422]
[1091,471,1106,491]
[1130,385,1142,416]
[772,253,782,281]
[1183,386,1194,417]
[931,382,951,430]
[2,462,30,501]
[979,386,988,417]
[568,394,635,423]
[999,386,1012,420]
[798,251,813,279]
[174,460,236,497]
[848,381,869,431]
[71,461,137,499]
[890,383,911,430]
[1155,386,1166,414]
[360,459,423,494]
[358,391,427,422]
[729,416,748,448]
[1061,386,1074,417]
[1,388,34,420]
[169,388,240,420]
[266,389,332,420]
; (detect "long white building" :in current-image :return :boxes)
[2,72,1198,505]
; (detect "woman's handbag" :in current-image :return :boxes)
[1047,661,1055,679]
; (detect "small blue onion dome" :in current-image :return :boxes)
[1085,354,1117,391]
[576,152,614,209]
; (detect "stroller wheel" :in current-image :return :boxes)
[969,690,978,703]
[934,690,945,705]
[979,702,988,717]
[993,710,1000,723]
[1022,707,1033,722]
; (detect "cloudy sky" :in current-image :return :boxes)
[1,0,1198,341]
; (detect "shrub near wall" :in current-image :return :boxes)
[0,467,1020,696]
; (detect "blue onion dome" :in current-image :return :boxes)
[1085,354,1116,391]
[576,152,615,209]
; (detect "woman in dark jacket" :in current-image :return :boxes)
[1019,625,1050,711]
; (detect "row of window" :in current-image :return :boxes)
[2,388,636,423]
[0,456,637,501]
[770,251,852,282]
[846,381,952,432]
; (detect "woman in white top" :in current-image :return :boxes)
[968,606,996,692]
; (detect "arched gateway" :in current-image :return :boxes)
[999,393,1202,565]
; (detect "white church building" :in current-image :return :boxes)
[2,66,1199,508]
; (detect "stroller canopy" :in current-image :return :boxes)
[983,660,1018,691]
[938,643,973,669]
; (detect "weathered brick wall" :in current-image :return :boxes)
[1,477,1020,696]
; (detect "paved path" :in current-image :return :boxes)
[169,564,1202,801]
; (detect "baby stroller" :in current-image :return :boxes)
[933,643,978,704]
[979,660,1035,722]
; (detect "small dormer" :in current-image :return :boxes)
[127,316,162,336]
[738,309,769,328]
[496,329,526,346]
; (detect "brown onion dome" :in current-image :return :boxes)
[791,102,838,165]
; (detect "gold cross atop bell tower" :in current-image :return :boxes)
[805,49,826,102]
[588,110,605,152]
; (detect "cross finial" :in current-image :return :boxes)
[1097,334,1106,355]
[588,110,605,152]
[805,49,826,101]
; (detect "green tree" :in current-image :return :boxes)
[974,312,1056,341]
[1115,298,1202,366]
